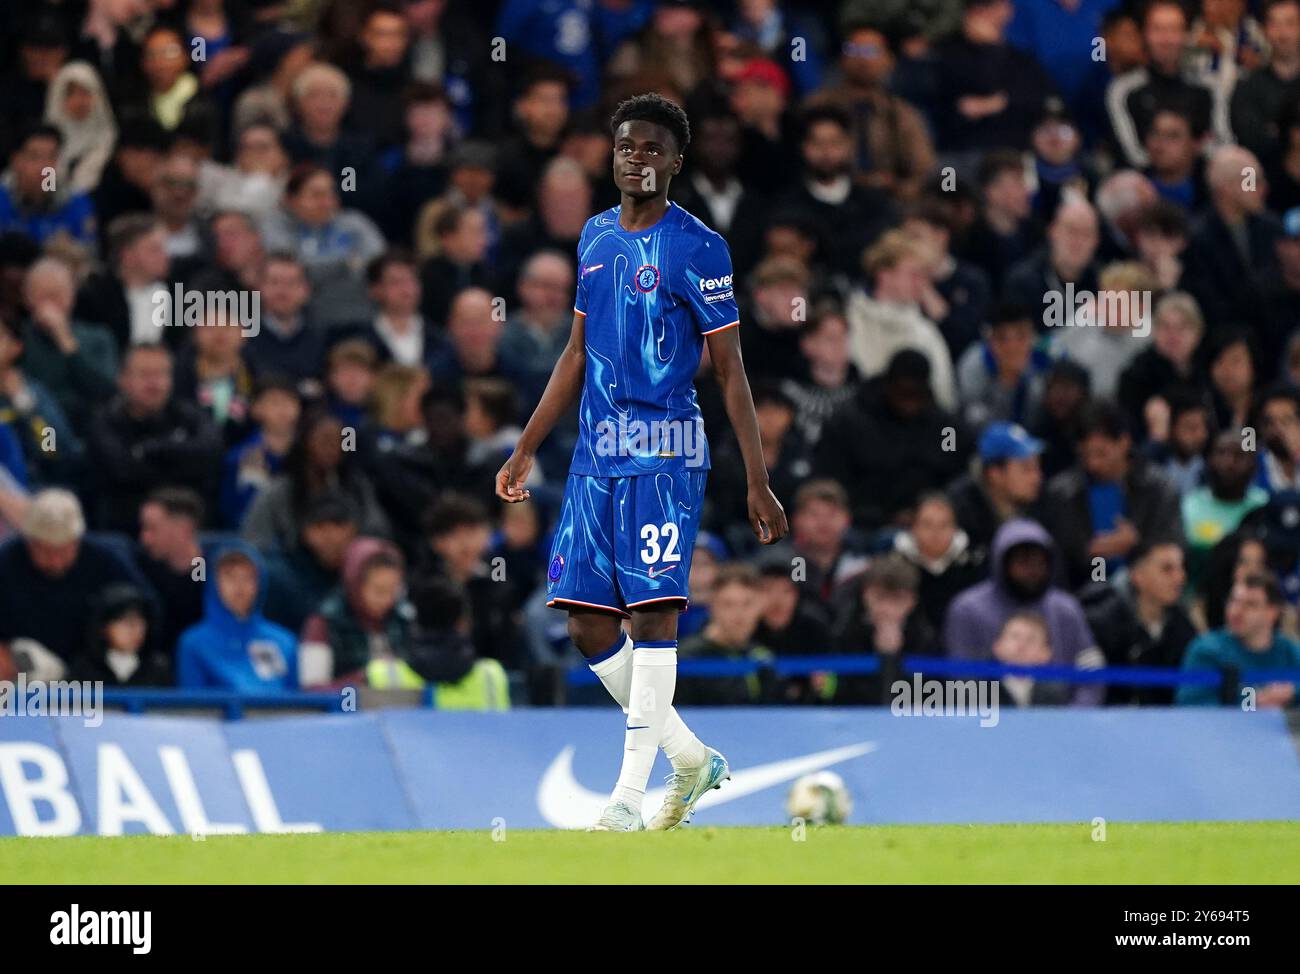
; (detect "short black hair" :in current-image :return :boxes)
[16,123,63,152]
[366,248,418,285]
[1130,536,1184,567]
[1135,198,1190,238]
[252,372,301,402]
[1149,104,1208,141]
[978,149,1025,190]
[409,574,468,629]
[610,93,690,153]
[990,304,1035,330]
[423,493,490,538]
[1101,8,1138,32]
[464,378,519,430]
[421,381,466,418]
[107,213,161,263]
[1166,386,1212,427]
[1254,382,1300,419]
[799,103,853,141]
[144,486,205,526]
[1077,400,1130,442]
[1141,0,1187,28]
[1239,570,1284,607]
[751,380,795,413]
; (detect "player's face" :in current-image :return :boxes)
[613,120,682,200]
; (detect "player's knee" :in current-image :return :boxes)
[567,611,623,657]
[630,605,679,643]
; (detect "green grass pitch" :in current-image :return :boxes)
[3,822,1298,884]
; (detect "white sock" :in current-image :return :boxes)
[587,634,706,770]
[613,641,678,809]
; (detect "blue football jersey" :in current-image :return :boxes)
[570,201,739,476]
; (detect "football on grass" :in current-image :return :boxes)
[786,771,852,825]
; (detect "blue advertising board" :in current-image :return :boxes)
[1,708,1298,836]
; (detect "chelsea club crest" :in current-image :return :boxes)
[634,264,660,293]
[548,554,565,582]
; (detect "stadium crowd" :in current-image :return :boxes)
[0,0,1298,708]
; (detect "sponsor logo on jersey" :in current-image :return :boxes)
[698,273,734,304]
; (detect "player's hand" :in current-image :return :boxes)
[748,484,788,545]
[496,450,534,503]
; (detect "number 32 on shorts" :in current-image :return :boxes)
[639,522,682,566]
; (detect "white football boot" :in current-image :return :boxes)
[646,747,730,831]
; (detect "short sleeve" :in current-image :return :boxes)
[573,227,589,317]
[684,235,739,336]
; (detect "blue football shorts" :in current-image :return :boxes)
[545,470,708,616]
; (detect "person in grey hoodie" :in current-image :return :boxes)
[942,516,1106,705]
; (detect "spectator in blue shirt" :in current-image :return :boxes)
[1177,571,1300,706]
[1007,0,1121,141]
[496,0,655,109]
[0,124,96,248]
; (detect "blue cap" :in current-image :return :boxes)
[979,422,1044,462]
[1284,207,1300,239]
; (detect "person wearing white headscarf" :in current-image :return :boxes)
[43,61,118,196]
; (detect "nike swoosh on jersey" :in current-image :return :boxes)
[581,263,605,276]
[646,564,679,578]
[536,741,878,828]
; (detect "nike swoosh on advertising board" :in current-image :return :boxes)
[536,740,878,829]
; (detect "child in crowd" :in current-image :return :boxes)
[72,583,171,686]
[992,611,1070,706]
[177,544,298,693]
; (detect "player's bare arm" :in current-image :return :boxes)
[706,324,789,545]
[495,309,587,503]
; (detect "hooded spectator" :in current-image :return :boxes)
[299,536,414,686]
[177,542,298,692]
[44,61,117,195]
[71,582,171,686]
[943,517,1105,705]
